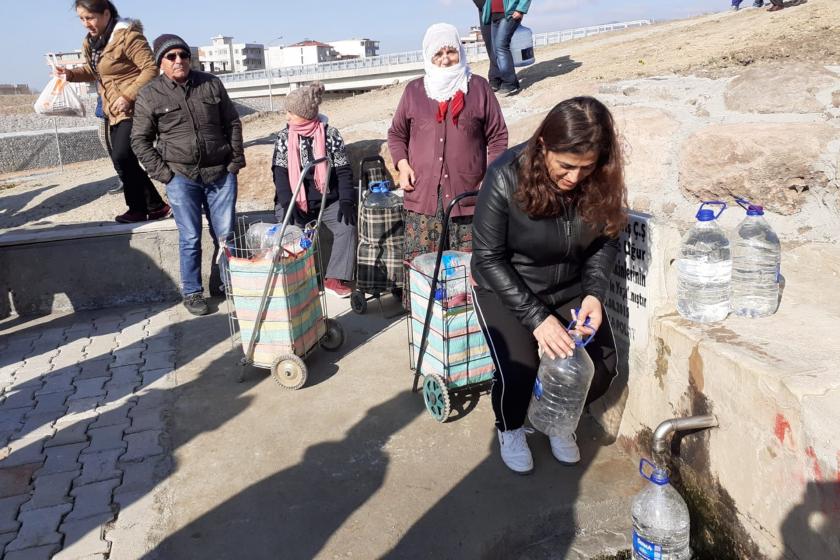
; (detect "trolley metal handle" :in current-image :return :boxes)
[244,156,332,363]
[413,190,479,391]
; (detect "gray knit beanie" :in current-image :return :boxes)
[284,82,325,120]
[153,34,190,66]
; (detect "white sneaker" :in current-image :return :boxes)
[498,427,534,474]
[549,433,580,465]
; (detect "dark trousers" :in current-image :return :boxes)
[472,286,618,432]
[480,21,501,87]
[109,119,164,214]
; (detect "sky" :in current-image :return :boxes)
[2,0,717,89]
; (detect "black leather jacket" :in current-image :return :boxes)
[471,144,619,332]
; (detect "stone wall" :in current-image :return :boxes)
[0,127,107,174]
[588,62,840,559]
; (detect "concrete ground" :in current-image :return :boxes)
[1,293,642,559]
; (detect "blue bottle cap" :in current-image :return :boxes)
[696,209,715,222]
[746,205,764,216]
[639,458,670,485]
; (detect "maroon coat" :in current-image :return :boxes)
[387,76,508,217]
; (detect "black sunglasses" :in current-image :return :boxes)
[164,50,191,61]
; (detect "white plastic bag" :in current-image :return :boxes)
[33,55,86,117]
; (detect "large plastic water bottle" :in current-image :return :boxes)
[510,25,535,67]
[676,201,731,323]
[411,251,471,301]
[245,223,305,255]
[631,459,691,560]
[527,315,595,437]
[731,198,781,318]
[364,181,401,208]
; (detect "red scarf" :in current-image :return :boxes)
[436,90,465,125]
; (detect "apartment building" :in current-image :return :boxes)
[265,40,341,69]
[327,38,380,59]
[198,35,265,74]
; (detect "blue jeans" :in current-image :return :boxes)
[491,15,521,90]
[166,172,237,296]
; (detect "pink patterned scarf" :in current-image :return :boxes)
[288,118,327,212]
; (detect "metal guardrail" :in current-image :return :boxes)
[218,19,652,85]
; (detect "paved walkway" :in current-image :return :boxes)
[1,295,641,559]
[0,306,178,559]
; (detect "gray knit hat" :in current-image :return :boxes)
[153,34,190,66]
[284,82,325,120]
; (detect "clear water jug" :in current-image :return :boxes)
[411,251,471,301]
[511,25,535,67]
[731,198,781,318]
[527,314,595,437]
[245,223,305,256]
[631,459,691,560]
[364,180,401,208]
[676,201,731,323]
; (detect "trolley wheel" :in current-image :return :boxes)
[271,354,308,390]
[320,318,345,351]
[350,290,368,314]
[422,374,451,422]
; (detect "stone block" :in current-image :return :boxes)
[107,365,141,386]
[0,463,38,498]
[140,351,175,373]
[77,359,111,381]
[45,419,93,449]
[89,400,134,430]
[55,514,112,559]
[111,347,145,368]
[0,494,29,534]
[0,384,39,412]
[34,367,79,396]
[4,502,72,551]
[3,544,61,560]
[82,424,127,455]
[29,390,71,417]
[126,406,165,435]
[76,449,123,486]
[1,435,46,468]
[120,431,163,463]
[20,469,78,511]
[57,398,101,426]
[37,442,88,476]
[115,456,169,496]
[724,62,840,114]
[678,123,837,215]
[68,379,106,402]
[103,382,139,403]
[17,413,58,440]
[66,478,119,522]
[611,106,680,196]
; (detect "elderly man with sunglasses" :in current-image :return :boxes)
[132,34,245,316]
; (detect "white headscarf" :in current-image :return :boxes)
[422,23,471,102]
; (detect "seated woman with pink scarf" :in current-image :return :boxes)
[272,82,357,298]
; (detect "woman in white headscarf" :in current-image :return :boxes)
[388,22,508,266]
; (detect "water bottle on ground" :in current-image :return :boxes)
[676,201,731,323]
[527,314,595,437]
[364,181,401,208]
[731,198,781,318]
[631,458,691,560]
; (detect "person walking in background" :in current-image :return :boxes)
[471,97,625,474]
[472,0,501,91]
[57,0,169,223]
[272,82,358,299]
[131,34,245,316]
[388,23,508,283]
[479,0,531,96]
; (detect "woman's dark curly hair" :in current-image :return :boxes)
[514,96,627,238]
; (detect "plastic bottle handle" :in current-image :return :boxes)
[639,458,669,485]
[698,200,727,220]
[566,308,596,347]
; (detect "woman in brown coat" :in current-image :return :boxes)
[57,0,169,223]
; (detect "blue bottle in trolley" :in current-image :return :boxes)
[676,201,731,323]
[631,459,691,560]
[731,197,781,318]
[527,313,595,437]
